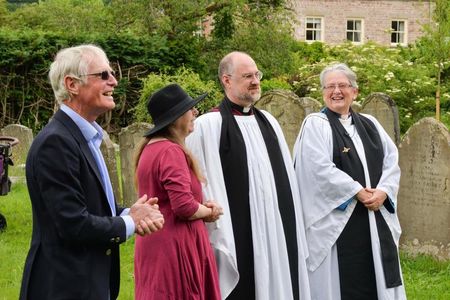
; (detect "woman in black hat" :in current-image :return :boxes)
[133,84,222,300]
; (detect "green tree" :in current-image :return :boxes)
[202,0,299,81]
[417,0,450,121]
[233,5,298,77]
[2,0,109,34]
[0,0,7,22]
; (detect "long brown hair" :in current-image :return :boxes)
[133,126,205,189]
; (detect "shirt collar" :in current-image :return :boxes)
[60,104,103,146]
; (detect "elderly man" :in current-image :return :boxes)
[186,51,310,300]
[20,44,164,300]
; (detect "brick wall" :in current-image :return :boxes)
[290,0,435,46]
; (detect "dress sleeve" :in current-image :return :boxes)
[159,145,200,218]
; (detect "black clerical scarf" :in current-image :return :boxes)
[218,97,299,300]
[324,108,402,300]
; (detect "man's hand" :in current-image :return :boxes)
[130,194,164,236]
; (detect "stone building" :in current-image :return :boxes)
[290,0,435,46]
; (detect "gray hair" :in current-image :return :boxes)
[217,51,250,89]
[319,63,358,89]
[48,44,109,104]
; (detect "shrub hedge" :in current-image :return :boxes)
[1,30,449,136]
[0,29,200,134]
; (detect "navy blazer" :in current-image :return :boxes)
[20,110,127,300]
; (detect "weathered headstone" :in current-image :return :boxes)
[351,101,362,113]
[119,122,152,207]
[1,124,33,179]
[361,93,400,145]
[398,117,450,246]
[256,90,321,150]
[101,131,121,205]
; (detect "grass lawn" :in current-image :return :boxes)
[1,182,449,299]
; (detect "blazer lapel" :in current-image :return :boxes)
[52,110,105,190]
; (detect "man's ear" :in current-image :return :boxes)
[222,75,231,88]
[64,75,79,96]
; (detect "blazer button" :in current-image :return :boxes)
[106,249,112,256]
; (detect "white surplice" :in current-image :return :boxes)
[293,112,406,300]
[186,110,311,300]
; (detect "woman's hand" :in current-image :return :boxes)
[203,200,223,222]
[362,188,387,211]
[356,188,372,203]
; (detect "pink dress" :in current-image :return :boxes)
[134,140,221,300]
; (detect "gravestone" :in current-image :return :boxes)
[119,122,152,207]
[351,101,362,113]
[361,93,400,145]
[101,131,121,205]
[256,90,321,150]
[1,124,33,179]
[397,117,450,246]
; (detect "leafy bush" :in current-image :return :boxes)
[291,41,327,64]
[133,67,223,123]
[290,42,440,133]
[0,29,182,134]
[1,1,449,137]
[261,76,292,93]
[0,0,214,134]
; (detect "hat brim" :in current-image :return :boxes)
[143,92,208,137]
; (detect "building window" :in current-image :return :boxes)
[391,20,406,45]
[305,17,322,41]
[346,19,363,43]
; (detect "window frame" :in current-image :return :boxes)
[346,19,364,44]
[391,19,407,46]
[305,17,324,42]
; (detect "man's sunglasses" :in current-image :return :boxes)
[79,70,116,80]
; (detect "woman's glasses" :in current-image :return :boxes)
[322,83,353,92]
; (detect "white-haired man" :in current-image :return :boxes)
[20,44,164,300]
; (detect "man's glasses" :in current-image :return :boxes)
[227,71,263,81]
[79,70,116,80]
[323,83,353,92]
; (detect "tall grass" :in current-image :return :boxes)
[0,182,449,299]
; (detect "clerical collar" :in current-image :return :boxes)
[337,110,352,118]
[230,101,253,116]
[211,98,254,115]
[337,112,354,125]
[339,115,353,127]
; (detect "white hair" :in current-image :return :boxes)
[319,63,358,89]
[48,44,109,104]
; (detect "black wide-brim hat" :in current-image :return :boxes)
[144,83,207,137]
